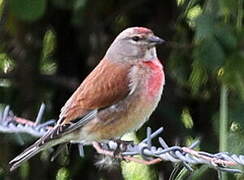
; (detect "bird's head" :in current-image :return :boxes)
[105,27,164,63]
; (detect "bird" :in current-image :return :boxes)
[9,27,165,171]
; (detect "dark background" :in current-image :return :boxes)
[0,0,244,179]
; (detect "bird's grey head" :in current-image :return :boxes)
[105,27,164,63]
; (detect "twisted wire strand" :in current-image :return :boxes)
[0,105,55,137]
[0,105,244,173]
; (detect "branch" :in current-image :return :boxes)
[0,105,244,174]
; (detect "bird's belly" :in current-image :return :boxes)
[81,95,162,143]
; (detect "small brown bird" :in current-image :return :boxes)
[10,27,165,170]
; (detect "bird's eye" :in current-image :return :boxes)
[132,36,140,42]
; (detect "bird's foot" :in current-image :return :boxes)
[112,139,134,157]
[92,141,114,157]
[121,156,162,165]
[92,141,162,165]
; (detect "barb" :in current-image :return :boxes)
[0,105,55,137]
[0,105,244,174]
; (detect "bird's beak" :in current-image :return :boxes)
[147,35,165,45]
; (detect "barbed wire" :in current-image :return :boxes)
[0,104,244,174]
[0,104,55,137]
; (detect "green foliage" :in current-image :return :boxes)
[229,102,244,133]
[228,132,244,154]
[0,167,3,177]
[20,162,30,180]
[56,168,70,180]
[188,60,208,94]
[72,0,87,25]
[171,1,244,178]
[193,14,238,71]
[228,101,244,154]
[222,49,244,100]
[186,5,202,27]
[214,25,237,52]
[42,30,56,59]
[194,14,215,41]
[121,133,157,180]
[0,0,4,20]
[194,37,225,71]
[0,53,14,73]
[9,0,46,22]
[187,165,209,180]
[41,29,57,75]
[121,161,157,180]
[0,54,13,88]
[181,108,194,129]
[219,0,238,17]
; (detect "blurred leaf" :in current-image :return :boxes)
[42,30,56,59]
[214,25,237,52]
[177,0,185,6]
[121,133,157,180]
[181,108,194,129]
[186,5,202,27]
[194,14,215,42]
[56,168,70,180]
[228,132,244,154]
[121,160,157,180]
[219,0,238,17]
[222,53,244,100]
[174,167,189,180]
[205,0,219,15]
[40,62,57,75]
[188,165,209,180]
[41,30,57,75]
[20,162,29,180]
[0,0,4,20]
[188,60,208,94]
[73,0,87,10]
[230,121,241,132]
[193,38,225,71]
[0,53,15,73]
[0,53,14,91]
[229,102,244,132]
[9,0,46,22]
[0,79,11,87]
[0,167,3,175]
[168,51,191,87]
[71,0,87,25]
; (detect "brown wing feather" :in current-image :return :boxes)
[59,59,131,124]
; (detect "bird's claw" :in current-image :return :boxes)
[112,139,134,157]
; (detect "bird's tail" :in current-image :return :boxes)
[9,143,44,171]
[9,111,96,171]
[9,130,67,171]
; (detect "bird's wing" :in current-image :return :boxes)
[59,59,131,124]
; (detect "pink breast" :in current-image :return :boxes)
[143,60,165,97]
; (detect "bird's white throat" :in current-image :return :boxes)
[143,47,157,61]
